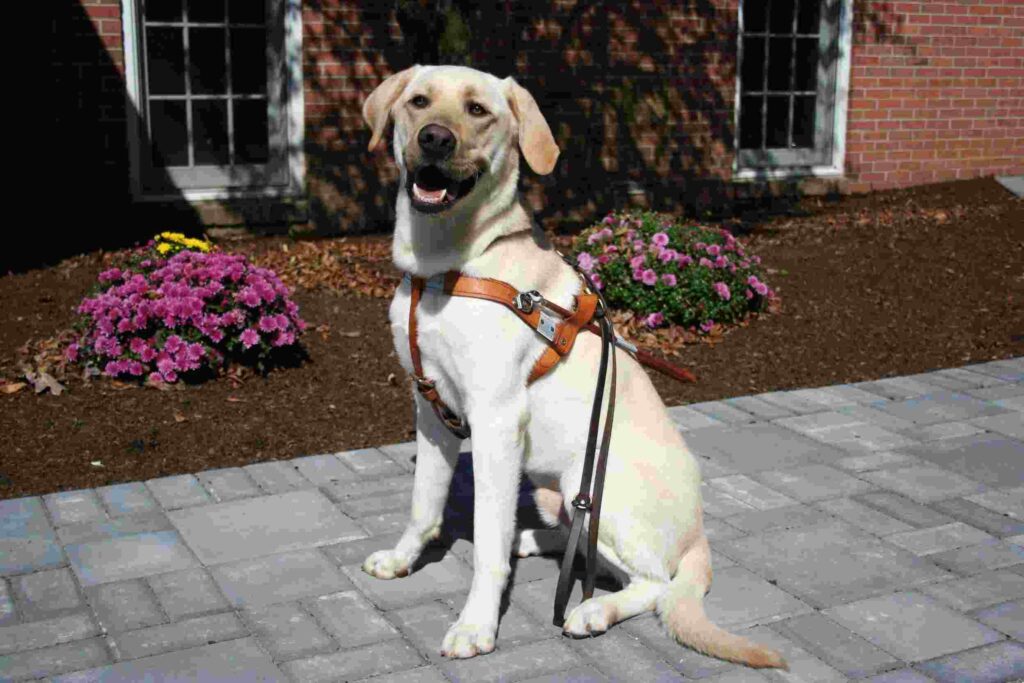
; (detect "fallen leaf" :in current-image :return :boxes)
[387,372,398,386]
[90,461,104,468]
[25,371,66,396]
[339,331,362,338]
[173,412,187,423]
[227,396,245,403]
[0,382,27,394]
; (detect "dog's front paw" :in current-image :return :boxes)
[362,549,412,579]
[440,620,497,658]
[563,599,611,638]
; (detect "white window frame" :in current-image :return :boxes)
[121,0,305,201]
[732,0,852,181]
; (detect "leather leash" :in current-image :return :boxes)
[552,280,617,627]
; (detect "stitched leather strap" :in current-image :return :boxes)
[408,276,471,438]
[553,304,616,627]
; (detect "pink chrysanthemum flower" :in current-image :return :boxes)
[641,269,658,286]
[240,328,260,349]
[645,311,665,328]
[661,273,677,286]
[713,282,731,301]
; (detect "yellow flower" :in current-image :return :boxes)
[156,243,172,254]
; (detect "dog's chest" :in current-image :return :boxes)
[389,282,532,406]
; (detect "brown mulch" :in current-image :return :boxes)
[1,177,1021,499]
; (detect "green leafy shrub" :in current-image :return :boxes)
[571,211,775,332]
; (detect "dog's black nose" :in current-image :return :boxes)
[417,124,456,159]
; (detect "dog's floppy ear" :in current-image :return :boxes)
[504,77,560,175]
[363,65,421,152]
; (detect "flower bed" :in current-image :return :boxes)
[68,240,306,384]
[572,211,776,334]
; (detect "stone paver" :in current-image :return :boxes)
[872,391,1013,426]
[195,467,262,502]
[823,591,1003,662]
[84,579,165,633]
[718,521,950,608]
[885,522,995,555]
[55,511,173,546]
[966,486,1024,520]
[144,475,212,510]
[0,360,1020,682]
[146,567,230,620]
[916,640,1024,683]
[51,637,285,682]
[210,548,353,609]
[702,566,812,629]
[304,589,400,648]
[440,638,583,683]
[859,464,987,503]
[0,497,63,576]
[0,612,99,655]
[770,612,901,678]
[930,497,1024,538]
[750,464,876,502]
[242,601,336,662]
[899,433,1024,486]
[0,637,111,681]
[928,538,1024,575]
[11,568,82,621]
[282,640,424,682]
[108,612,247,661]
[43,490,107,527]
[65,530,199,587]
[683,423,850,473]
[168,489,365,564]
[919,569,1024,611]
[342,555,474,611]
[97,482,159,517]
[814,497,914,536]
[973,599,1024,640]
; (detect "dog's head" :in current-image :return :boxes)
[362,65,559,216]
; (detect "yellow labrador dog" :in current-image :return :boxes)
[360,65,787,670]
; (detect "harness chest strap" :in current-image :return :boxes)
[407,272,600,434]
[406,271,697,435]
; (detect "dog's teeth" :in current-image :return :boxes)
[413,183,447,204]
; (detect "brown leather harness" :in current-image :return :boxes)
[404,266,695,627]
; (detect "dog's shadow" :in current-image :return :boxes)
[410,451,622,619]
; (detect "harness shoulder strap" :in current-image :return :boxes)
[443,273,599,385]
[408,276,470,438]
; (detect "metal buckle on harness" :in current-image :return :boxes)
[514,290,543,314]
[571,493,591,511]
[413,376,435,394]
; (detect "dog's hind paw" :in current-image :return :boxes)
[440,621,497,658]
[563,599,612,638]
[362,549,412,579]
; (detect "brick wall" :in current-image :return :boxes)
[845,1,1024,192]
[53,0,128,193]
[303,0,744,231]
[50,0,1023,244]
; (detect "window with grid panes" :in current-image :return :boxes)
[140,0,288,190]
[736,0,841,169]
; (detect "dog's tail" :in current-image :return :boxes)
[656,538,788,670]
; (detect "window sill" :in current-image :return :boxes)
[732,164,844,182]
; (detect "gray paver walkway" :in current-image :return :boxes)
[1,359,1022,681]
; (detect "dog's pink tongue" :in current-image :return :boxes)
[413,183,446,204]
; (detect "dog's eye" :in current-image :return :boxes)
[410,95,430,109]
[467,102,488,117]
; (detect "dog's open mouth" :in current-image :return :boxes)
[407,165,480,214]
